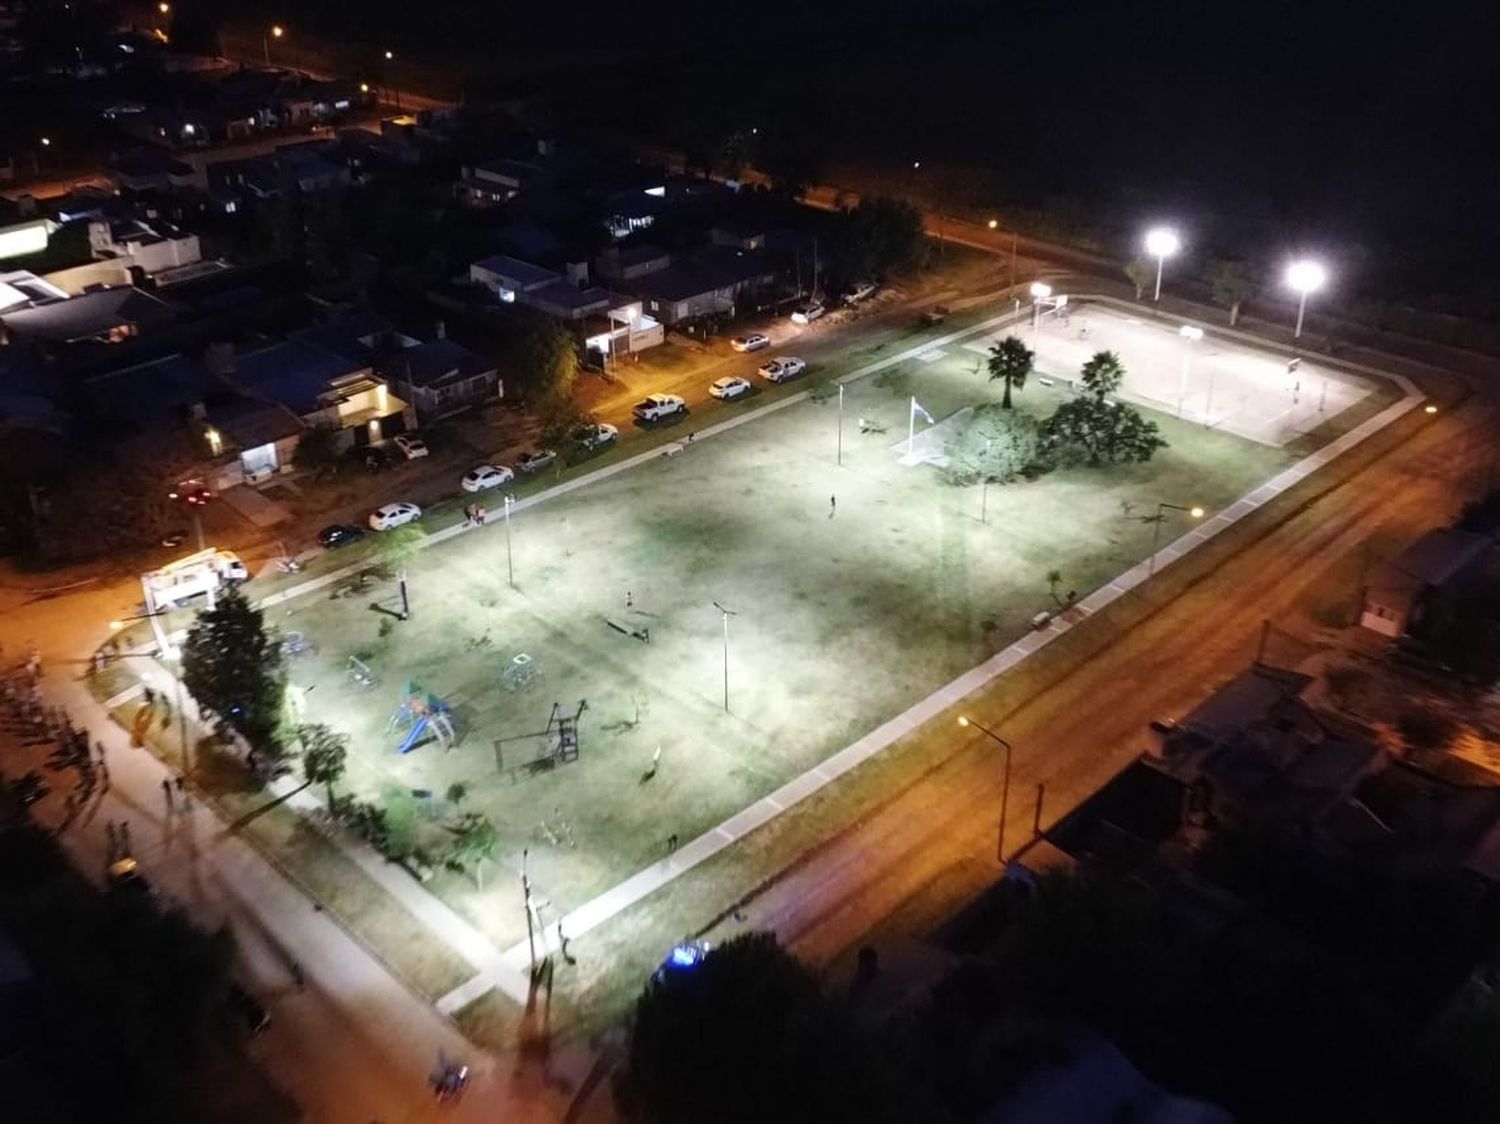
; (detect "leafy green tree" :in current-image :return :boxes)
[507,309,580,404]
[442,812,498,887]
[181,589,287,768]
[830,196,924,287]
[299,723,349,808]
[1040,351,1165,466]
[1206,256,1257,326]
[1124,258,1151,300]
[292,423,340,475]
[945,405,1044,485]
[616,932,910,1124]
[986,335,1035,409]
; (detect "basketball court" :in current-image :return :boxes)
[963,302,1373,448]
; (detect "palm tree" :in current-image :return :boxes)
[987,335,1035,409]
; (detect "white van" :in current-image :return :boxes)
[143,548,250,608]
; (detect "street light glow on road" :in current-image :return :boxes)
[1029,282,1052,299]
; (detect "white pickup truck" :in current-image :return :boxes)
[143,548,249,608]
[632,394,687,422]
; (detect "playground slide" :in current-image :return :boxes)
[398,715,431,755]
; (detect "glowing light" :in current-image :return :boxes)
[1144,226,1180,259]
[1285,259,1327,295]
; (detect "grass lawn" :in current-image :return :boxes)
[269,308,1304,959]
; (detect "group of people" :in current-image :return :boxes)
[1,643,109,818]
[462,504,489,527]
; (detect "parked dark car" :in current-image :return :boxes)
[318,524,366,550]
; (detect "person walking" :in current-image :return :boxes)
[829,494,837,519]
[162,778,173,809]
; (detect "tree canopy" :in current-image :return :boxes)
[945,405,1045,485]
[829,196,925,287]
[181,588,287,766]
[443,813,498,887]
[1040,351,1166,466]
[616,932,910,1124]
[1206,256,1257,326]
[299,722,349,807]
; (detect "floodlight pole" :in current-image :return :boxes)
[522,847,536,974]
[836,383,844,466]
[503,494,515,589]
[1149,502,1201,578]
[713,601,736,713]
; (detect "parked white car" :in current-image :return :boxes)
[394,434,429,459]
[709,376,753,400]
[633,393,687,422]
[573,422,619,450]
[368,502,422,531]
[462,464,514,492]
[842,282,877,305]
[758,356,808,383]
[730,333,770,353]
[790,303,825,324]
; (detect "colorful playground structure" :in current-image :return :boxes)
[389,681,457,754]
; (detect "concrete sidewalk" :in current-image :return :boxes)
[7,663,586,1124]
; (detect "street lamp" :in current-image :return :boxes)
[712,601,737,713]
[503,494,516,588]
[1148,502,1205,578]
[1177,324,1203,416]
[1029,281,1052,330]
[264,24,284,67]
[987,219,998,230]
[38,136,50,147]
[1285,258,1327,340]
[158,1,170,12]
[957,715,1014,862]
[1144,226,1180,302]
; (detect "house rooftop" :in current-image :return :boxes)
[471,254,561,289]
[111,149,197,181]
[1390,528,1493,588]
[0,286,176,344]
[234,339,363,415]
[292,309,406,365]
[207,394,303,450]
[83,352,215,429]
[529,281,617,312]
[380,338,492,389]
[1179,664,1313,741]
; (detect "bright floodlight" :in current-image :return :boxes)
[271,24,284,37]
[1030,282,1052,299]
[987,219,998,230]
[1145,227,1180,258]
[1286,259,1327,294]
[1190,506,1205,519]
[957,715,971,727]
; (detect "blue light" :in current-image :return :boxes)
[669,943,701,968]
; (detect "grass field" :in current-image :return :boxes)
[266,304,1337,958]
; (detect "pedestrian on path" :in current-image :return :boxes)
[666,832,679,853]
[557,922,576,966]
[162,778,173,809]
[626,590,634,610]
[829,494,837,518]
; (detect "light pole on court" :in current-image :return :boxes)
[503,494,516,588]
[263,23,283,67]
[1177,324,1203,416]
[712,601,737,713]
[1286,258,1327,340]
[1148,501,1205,578]
[957,715,1014,862]
[1144,226,1180,303]
[1029,281,1052,331]
[836,383,845,466]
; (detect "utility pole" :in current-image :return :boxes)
[712,601,737,713]
[836,384,844,466]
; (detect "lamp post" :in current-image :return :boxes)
[957,715,1014,862]
[1148,501,1205,578]
[1285,258,1327,340]
[1177,324,1203,416]
[1144,226,1180,303]
[263,24,283,67]
[712,601,737,713]
[383,48,401,111]
[1029,281,1052,331]
[836,383,845,466]
[503,494,516,588]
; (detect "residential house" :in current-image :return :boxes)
[380,337,502,421]
[107,150,206,194]
[469,252,664,357]
[88,216,202,276]
[457,158,553,207]
[1361,528,1497,638]
[627,244,780,326]
[229,338,414,467]
[0,285,176,346]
